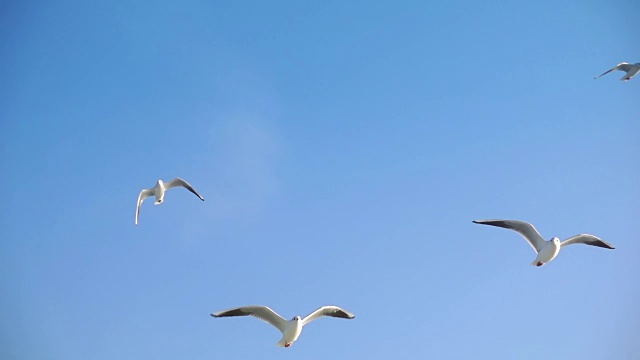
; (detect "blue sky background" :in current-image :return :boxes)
[1,1,638,359]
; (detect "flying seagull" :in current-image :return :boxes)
[135,178,204,225]
[594,62,640,81]
[211,305,355,347]
[472,219,615,267]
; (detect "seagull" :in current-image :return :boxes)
[211,305,355,347]
[594,62,640,81]
[135,178,204,225]
[472,219,615,267]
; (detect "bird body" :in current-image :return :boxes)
[277,317,303,347]
[472,219,615,266]
[135,177,204,225]
[531,237,561,266]
[152,179,167,205]
[211,305,355,347]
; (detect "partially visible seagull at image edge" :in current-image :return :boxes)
[472,219,615,267]
[135,178,204,225]
[594,62,640,81]
[211,305,355,348]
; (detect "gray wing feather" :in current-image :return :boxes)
[560,234,615,249]
[165,178,205,201]
[135,188,154,225]
[595,68,616,79]
[301,306,355,327]
[473,219,547,253]
[211,306,288,333]
[595,63,631,78]
[616,63,633,72]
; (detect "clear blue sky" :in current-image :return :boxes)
[1,1,638,359]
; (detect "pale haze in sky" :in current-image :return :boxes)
[1,1,638,359]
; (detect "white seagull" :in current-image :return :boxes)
[135,178,204,225]
[211,305,355,347]
[594,62,640,81]
[472,219,615,267]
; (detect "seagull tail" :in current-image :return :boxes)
[275,338,287,347]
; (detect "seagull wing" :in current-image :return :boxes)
[594,67,616,79]
[135,188,155,225]
[560,234,615,249]
[616,63,633,72]
[164,178,204,201]
[301,306,355,327]
[211,306,288,333]
[473,219,547,253]
[595,63,630,79]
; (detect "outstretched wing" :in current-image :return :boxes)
[595,63,630,79]
[301,306,355,327]
[560,234,615,249]
[135,188,155,225]
[472,219,547,253]
[615,63,633,72]
[164,178,204,201]
[211,306,288,333]
[594,67,616,79]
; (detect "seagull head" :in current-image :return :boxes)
[292,316,302,321]
[551,237,560,244]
